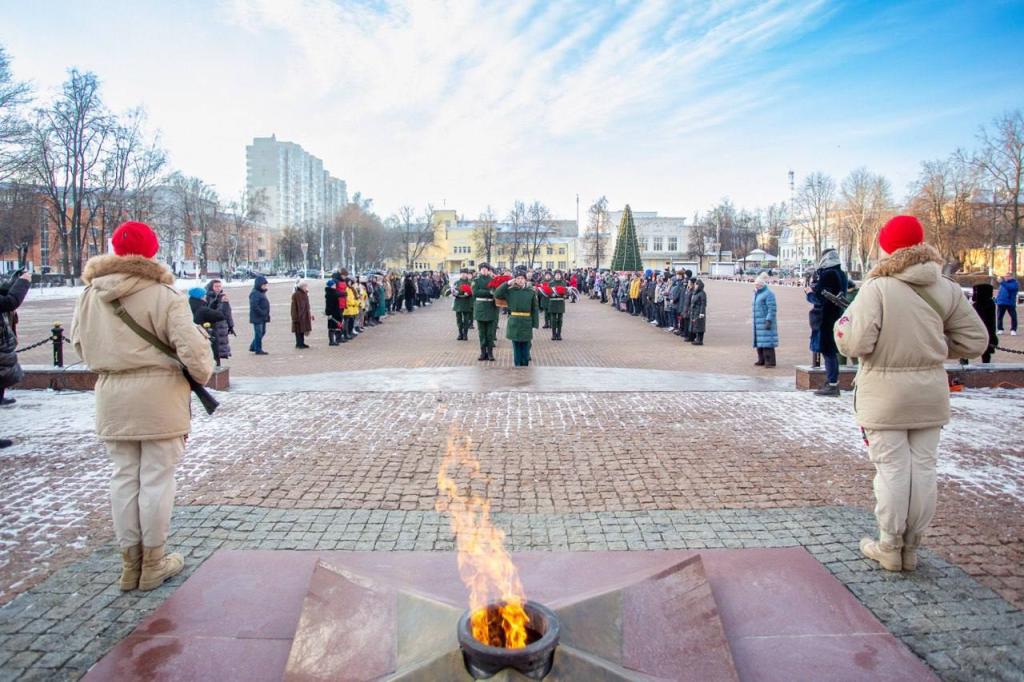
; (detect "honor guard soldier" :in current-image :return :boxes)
[548,269,568,340]
[452,268,474,341]
[472,263,499,361]
[494,266,540,367]
[540,270,553,328]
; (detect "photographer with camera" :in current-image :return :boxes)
[0,269,31,448]
[71,221,214,592]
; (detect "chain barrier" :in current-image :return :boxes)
[14,336,54,353]
[995,345,1024,356]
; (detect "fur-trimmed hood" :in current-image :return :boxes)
[867,243,943,286]
[81,254,176,303]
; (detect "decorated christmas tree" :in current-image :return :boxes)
[609,204,643,271]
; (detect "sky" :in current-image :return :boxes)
[1,0,1022,221]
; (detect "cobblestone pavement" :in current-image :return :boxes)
[0,505,1020,681]
[15,279,1024,375]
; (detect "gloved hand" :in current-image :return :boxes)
[699,314,705,319]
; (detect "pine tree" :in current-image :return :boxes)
[610,204,643,271]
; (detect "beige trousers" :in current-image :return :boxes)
[864,427,942,548]
[106,437,184,549]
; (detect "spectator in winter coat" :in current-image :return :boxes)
[995,272,1018,335]
[291,280,313,349]
[205,280,234,360]
[324,279,344,345]
[403,274,416,312]
[679,278,695,339]
[971,281,997,363]
[248,276,271,354]
[752,272,778,367]
[835,216,987,573]
[0,270,31,446]
[70,221,214,592]
[187,289,226,355]
[343,277,361,337]
[807,248,847,396]
[688,279,707,345]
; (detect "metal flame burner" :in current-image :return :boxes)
[457,600,560,680]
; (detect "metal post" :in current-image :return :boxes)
[51,322,64,367]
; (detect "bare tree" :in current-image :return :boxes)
[0,182,38,257]
[525,201,552,269]
[908,156,978,269]
[759,203,788,255]
[472,205,498,265]
[27,69,112,277]
[277,226,303,270]
[168,173,219,276]
[688,211,709,261]
[392,204,434,270]
[502,200,528,268]
[582,196,609,269]
[839,167,892,274]
[90,108,166,255]
[796,171,836,259]
[0,46,32,181]
[970,110,1024,274]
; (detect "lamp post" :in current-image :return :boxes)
[301,242,309,277]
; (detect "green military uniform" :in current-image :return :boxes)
[472,272,498,361]
[539,275,552,328]
[494,280,539,367]
[452,271,474,341]
[548,277,567,341]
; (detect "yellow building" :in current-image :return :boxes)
[387,209,581,273]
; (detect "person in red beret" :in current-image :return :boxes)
[71,221,214,592]
[834,215,988,573]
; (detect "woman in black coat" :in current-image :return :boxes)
[688,279,707,346]
[972,282,997,363]
[205,280,234,359]
[807,249,848,395]
[324,280,344,345]
[0,273,30,411]
[403,274,416,312]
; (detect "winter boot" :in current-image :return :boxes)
[139,545,185,591]
[693,333,704,346]
[859,538,902,572]
[329,331,338,346]
[487,346,496,361]
[812,352,821,368]
[902,533,920,571]
[755,348,766,366]
[478,346,488,361]
[551,329,557,340]
[119,544,144,591]
[814,383,840,397]
[765,348,777,368]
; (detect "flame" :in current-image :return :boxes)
[437,432,529,648]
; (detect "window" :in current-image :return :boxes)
[668,237,678,251]
[642,238,650,251]
[498,261,506,269]
[547,246,554,255]
[546,261,554,270]
[653,237,663,251]
[558,261,566,269]
[468,260,475,266]
[558,247,565,255]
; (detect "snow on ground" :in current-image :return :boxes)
[22,276,299,301]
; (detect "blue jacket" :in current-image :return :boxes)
[752,286,779,348]
[249,276,271,324]
[996,277,1019,306]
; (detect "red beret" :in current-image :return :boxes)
[878,215,924,255]
[112,221,159,258]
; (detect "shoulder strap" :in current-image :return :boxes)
[111,299,182,365]
[906,283,948,323]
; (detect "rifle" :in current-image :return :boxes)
[111,299,220,415]
[820,290,849,310]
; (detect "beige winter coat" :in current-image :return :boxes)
[71,255,214,441]
[835,244,988,430]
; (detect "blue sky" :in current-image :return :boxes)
[1,0,1022,220]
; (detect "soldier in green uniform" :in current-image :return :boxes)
[452,268,474,341]
[548,269,568,341]
[494,266,540,367]
[540,270,552,328]
[472,263,498,361]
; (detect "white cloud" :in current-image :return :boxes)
[220,0,831,216]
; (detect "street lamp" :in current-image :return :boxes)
[301,242,309,277]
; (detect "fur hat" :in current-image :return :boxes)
[879,215,924,255]
[112,221,159,258]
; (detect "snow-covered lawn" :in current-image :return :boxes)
[22,276,300,301]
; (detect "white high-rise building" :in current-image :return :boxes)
[246,135,348,230]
